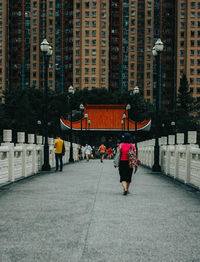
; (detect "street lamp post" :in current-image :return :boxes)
[152,38,164,172]
[40,39,53,171]
[133,86,139,155]
[68,85,75,163]
[126,104,131,131]
[84,113,88,143]
[80,104,84,145]
[122,113,126,130]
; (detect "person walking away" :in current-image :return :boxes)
[98,144,106,162]
[84,144,92,161]
[54,136,65,172]
[117,133,136,195]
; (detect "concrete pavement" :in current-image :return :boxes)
[0,159,200,262]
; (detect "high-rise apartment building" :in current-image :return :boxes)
[1,0,200,106]
[176,0,200,99]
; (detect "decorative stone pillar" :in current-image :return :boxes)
[188,131,197,144]
[17,132,25,144]
[3,129,12,144]
[36,136,43,145]
[177,133,184,145]
[28,134,35,144]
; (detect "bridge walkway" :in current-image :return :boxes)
[0,160,200,262]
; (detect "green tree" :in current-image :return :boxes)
[176,74,198,133]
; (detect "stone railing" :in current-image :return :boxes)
[138,131,200,190]
[0,130,82,186]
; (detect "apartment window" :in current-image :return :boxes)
[85,40,89,46]
[49,10,53,16]
[92,30,96,37]
[147,81,151,87]
[131,1,135,7]
[76,12,80,18]
[191,40,194,46]
[198,3,200,8]
[180,13,184,19]
[198,59,200,65]
[102,31,106,37]
[85,49,89,56]
[147,72,151,78]
[92,68,96,74]
[92,2,97,8]
[190,59,194,65]
[197,78,200,84]
[101,68,106,75]
[92,11,96,18]
[198,40,200,46]
[191,12,195,18]
[85,2,89,8]
[191,21,195,27]
[101,3,106,9]
[190,69,194,75]
[147,19,151,25]
[92,49,96,55]
[197,69,200,74]
[85,11,89,18]
[85,58,89,65]
[76,31,80,37]
[49,1,53,7]
[85,21,89,27]
[181,3,185,9]
[191,50,195,55]
[190,78,194,84]
[131,19,135,25]
[92,77,96,83]
[76,59,80,65]
[76,3,80,9]
[75,78,79,84]
[102,40,106,46]
[131,11,135,16]
[147,63,151,69]
[102,22,106,28]
[180,41,184,47]
[101,12,106,18]
[85,30,89,37]
[75,50,80,56]
[147,90,151,96]
[33,19,37,25]
[102,50,106,56]
[33,1,37,7]
[76,40,80,46]
[76,69,80,75]
[198,50,200,55]
[85,77,89,84]
[92,21,96,27]
[131,63,134,69]
[180,31,184,37]
[180,22,185,28]
[102,59,106,65]
[33,54,37,60]
[191,2,195,8]
[92,59,96,64]
[92,40,96,46]
[147,2,152,7]
[85,68,89,74]
[76,22,80,28]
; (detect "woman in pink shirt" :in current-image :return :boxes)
[118,133,136,195]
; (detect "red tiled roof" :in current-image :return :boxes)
[60,104,151,131]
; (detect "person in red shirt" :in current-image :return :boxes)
[98,144,106,163]
[106,147,112,159]
[117,133,136,195]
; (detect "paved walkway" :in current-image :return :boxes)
[0,160,200,262]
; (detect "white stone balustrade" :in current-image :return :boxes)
[138,131,200,190]
[0,130,80,186]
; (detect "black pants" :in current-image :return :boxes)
[55,153,63,171]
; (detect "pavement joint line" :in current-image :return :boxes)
[80,163,104,262]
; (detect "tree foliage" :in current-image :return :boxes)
[1,87,155,139]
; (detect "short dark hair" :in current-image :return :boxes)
[123,133,132,143]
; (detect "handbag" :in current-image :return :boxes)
[127,144,140,171]
[62,141,66,156]
[113,144,121,167]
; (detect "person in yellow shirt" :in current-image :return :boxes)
[54,136,65,171]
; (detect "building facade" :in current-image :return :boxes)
[0,0,200,106]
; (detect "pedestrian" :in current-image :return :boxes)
[106,147,112,159]
[84,144,92,161]
[117,133,136,195]
[78,144,82,161]
[54,136,65,172]
[98,143,106,162]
